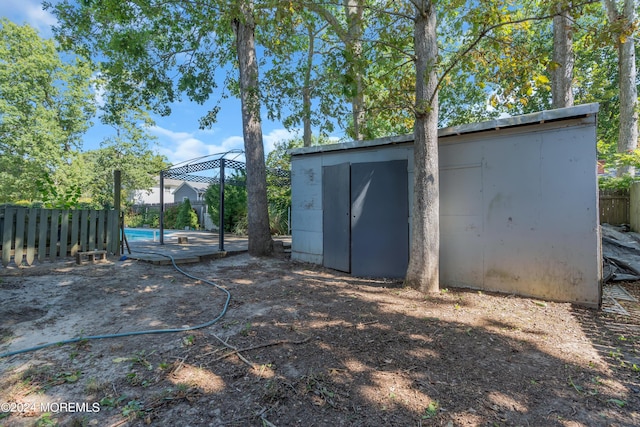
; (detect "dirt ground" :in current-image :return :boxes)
[1,252,639,427]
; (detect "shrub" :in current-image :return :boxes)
[163,205,180,229]
[599,175,638,190]
[205,172,247,232]
[269,204,289,235]
[175,199,199,230]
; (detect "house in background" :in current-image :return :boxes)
[128,178,183,205]
[173,181,214,230]
[173,181,208,203]
[128,179,216,230]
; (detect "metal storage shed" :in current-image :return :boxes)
[289,104,602,307]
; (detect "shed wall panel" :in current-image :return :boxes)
[451,122,600,305]
[291,157,324,263]
[290,230,323,262]
[291,209,322,233]
[440,233,484,286]
[291,157,323,211]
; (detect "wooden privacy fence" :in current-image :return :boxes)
[599,189,630,225]
[0,207,120,267]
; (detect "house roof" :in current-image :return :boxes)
[163,178,189,187]
[174,181,209,194]
[148,177,190,188]
[148,176,215,189]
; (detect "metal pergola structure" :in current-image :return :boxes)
[159,151,290,250]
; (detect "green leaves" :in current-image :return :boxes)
[48,0,235,123]
[84,108,168,209]
[176,198,199,230]
[35,174,82,209]
[0,19,94,203]
[205,171,248,233]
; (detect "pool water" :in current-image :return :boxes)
[124,228,174,242]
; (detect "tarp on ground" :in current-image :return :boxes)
[602,224,640,282]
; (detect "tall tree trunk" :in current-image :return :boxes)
[551,4,574,109]
[604,0,638,177]
[233,1,273,256]
[306,0,366,140]
[345,0,365,140]
[405,0,439,293]
[303,24,314,147]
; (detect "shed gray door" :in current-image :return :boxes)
[350,160,408,278]
[322,163,351,272]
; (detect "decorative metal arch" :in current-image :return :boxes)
[158,150,290,250]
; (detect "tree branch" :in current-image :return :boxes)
[302,1,349,43]
[432,0,600,105]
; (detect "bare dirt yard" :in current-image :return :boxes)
[1,252,639,427]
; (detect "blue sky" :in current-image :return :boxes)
[1,0,308,166]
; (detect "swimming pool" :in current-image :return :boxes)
[124,228,174,242]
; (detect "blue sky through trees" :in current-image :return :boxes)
[1,0,321,166]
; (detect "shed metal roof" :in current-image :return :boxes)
[290,103,599,157]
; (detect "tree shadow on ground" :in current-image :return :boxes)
[182,261,639,426]
[1,257,639,426]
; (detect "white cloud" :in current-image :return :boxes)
[1,0,58,37]
[150,126,247,166]
[151,125,300,166]
[262,128,300,154]
[91,74,107,108]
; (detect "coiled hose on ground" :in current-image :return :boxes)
[0,252,230,359]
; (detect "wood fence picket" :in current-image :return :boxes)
[599,189,630,225]
[0,207,120,267]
